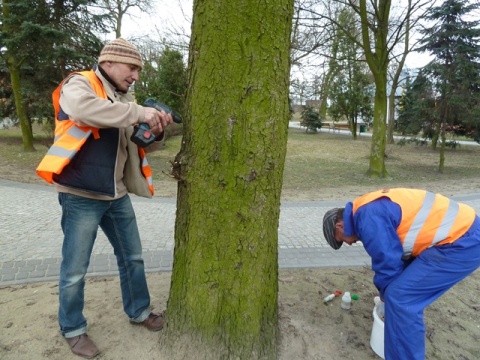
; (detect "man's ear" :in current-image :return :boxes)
[335,221,344,231]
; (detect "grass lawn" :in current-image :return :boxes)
[1,124,479,200]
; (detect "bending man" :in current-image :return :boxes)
[322,188,480,360]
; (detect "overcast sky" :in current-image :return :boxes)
[115,0,433,70]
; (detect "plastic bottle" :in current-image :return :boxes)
[341,292,351,310]
[323,294,335,304]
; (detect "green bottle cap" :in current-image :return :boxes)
[351,294,359,300]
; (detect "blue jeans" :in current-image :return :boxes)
[57,193,151,338]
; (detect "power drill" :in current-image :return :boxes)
[131,98,183,147]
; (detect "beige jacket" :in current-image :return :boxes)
[55,67,161,199]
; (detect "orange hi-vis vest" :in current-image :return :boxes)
[352,188,476,259]
[36,70,154,196]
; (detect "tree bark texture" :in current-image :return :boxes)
[161,1,294,359]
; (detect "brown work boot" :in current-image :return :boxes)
[65,334,100,359]
[134,312,164,331]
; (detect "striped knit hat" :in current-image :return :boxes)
[98,38,143,70]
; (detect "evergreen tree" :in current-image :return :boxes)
[397,70,436,136]
[300,105,322,133]
[1,0,110,147]
[417,0,480,171]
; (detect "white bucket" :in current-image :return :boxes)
[370,301,385,359]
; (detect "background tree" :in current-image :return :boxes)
[0,0,108,149]
[418,0,480,172]
[397,70,437,136]
[135,44,187,114]
[291,0,344,120]
[0,66,14,125]
[306,0,413,177]
[290,0,330,68]
[386,0,412,144]
[315,1,342,121]
[351,0,392,177]
[289,78,308,105]
[2,0,37,151]
[160,0,294,359]
[300,105,323,132]
[98,0,152,38]
[327,7,373,139]
[383,1,436,145]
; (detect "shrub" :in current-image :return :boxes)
[300,106,323,133]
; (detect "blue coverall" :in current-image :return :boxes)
[343,198,480,360]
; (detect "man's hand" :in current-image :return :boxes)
[143,107,173,135]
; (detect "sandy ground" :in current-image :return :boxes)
[1,168,480,359]
[1,268,479,360]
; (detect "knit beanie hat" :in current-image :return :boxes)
[98,38,143,70]
[323,208,343,250]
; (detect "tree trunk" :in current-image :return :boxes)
[387,87,396,144]
[368,80,389,178]
[439,127,445,173]
[359,0,391,178]
[8,61,35,152]
[438,107,447,173]
[350,117,357,140]
[431,125,439,150]
[160,1,294,359]
[3,0,35,152]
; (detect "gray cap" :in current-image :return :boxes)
[323,208,342,250]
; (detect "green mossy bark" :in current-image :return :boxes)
[368,77,389,178]
[360,0,390,178]
[162,1,294,359]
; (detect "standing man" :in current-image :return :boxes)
[36,38,173,359]
[322,188,480,360]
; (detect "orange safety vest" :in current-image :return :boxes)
[36,70,154,195]
[352,188,476,258]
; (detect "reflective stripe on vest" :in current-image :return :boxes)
[138,147,154,195]
[352,189,476,259]
[43,126,93,167]
[36,70,104,183]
